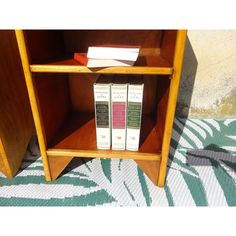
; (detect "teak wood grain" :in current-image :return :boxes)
[0,30,34,178]
[15,30,187,187]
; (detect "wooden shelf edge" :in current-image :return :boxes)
[30,65,173,75]
[46,148,161,161]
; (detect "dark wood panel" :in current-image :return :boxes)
[142,75,158,115]
[160,30,177,66]
[155,77,170,146]
[0,30,34,177]
[34,73,71,146]
[69,74,99,112]
[64,30,163,55]
[24,30,65,64]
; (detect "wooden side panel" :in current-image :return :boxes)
[160,30,177,66]
[158,30,187,187]
[34,73,71,146]
[0,158,5,175]
[0,138,8,176]
[24,30,65,64]
[48,156,74,180]
[135,160,160,185]
[142,75,158,115]
[155,77,170,146]
[0,30,34,177]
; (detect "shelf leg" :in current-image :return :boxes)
[135,160,160,186]
[48,156,74,180]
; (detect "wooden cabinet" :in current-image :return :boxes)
[0,30,34,178]
[15,30,187,187]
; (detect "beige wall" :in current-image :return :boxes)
[176,30,236,118]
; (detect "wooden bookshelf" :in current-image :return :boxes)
[15,30,187,187]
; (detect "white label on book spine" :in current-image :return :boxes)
[111,84,128,150]
[94,83,111,150]
[126,84,144,151]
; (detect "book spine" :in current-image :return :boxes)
[94,83,111,149]
[126,84,144,151]
[111,84,128,150]
[74,53,88,65]
[87,47,139,61]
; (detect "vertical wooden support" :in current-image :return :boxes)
[15,30,52,181]
[0,30,34,178]
[158,30,187,187]
[0,138,11,177]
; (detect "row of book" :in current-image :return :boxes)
[94,75,144,151]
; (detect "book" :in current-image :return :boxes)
[74,53,135,68]
[93,75,112,150]
[87,45,140,61]
[126,77,144,151]
[111,76,128,150]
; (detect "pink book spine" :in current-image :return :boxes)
[112,102,126,129]
[111,84,127,150]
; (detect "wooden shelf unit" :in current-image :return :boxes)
[15,30,187,187]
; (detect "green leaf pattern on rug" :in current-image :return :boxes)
[0,118,235,206]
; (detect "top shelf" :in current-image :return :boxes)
[30,55,173,75]
[24,30,177,75]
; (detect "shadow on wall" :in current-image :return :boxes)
[176,36,198,118]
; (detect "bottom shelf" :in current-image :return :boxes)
[47,112,162,161]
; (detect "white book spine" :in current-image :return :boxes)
[87,47,139,61]
[87,59,134,68]
[111,84,128,150]
[126,84,144,151]
[94,83,111,150]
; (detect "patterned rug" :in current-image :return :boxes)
[0,118,236,206]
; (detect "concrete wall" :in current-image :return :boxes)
[176,30,236,118]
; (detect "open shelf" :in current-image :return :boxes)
[30,70,170,183]
[24,30,177,76]
[16,29,187,186]
[46,112,161,160]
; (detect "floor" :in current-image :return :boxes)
[0,118,235,206]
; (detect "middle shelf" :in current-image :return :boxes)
[30,55,173,75]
